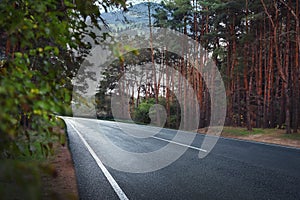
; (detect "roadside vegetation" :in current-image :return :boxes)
[0,0,125,199]
[220,127,300,148]
[0,117,65,199]
[222,127,268,136]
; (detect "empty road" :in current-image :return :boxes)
[63,117,300,200]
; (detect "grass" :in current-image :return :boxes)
[281,132,300,141]
[222,126,300,140]
[222,126,300,144]
[222,127,267,136]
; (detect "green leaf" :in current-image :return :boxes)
[53,47,59,55]
[14,52,23,58]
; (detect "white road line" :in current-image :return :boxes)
[151,136,207,153]
[100,122,208,153]
[67,120,129,200]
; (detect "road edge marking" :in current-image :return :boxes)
[67,119,130,200]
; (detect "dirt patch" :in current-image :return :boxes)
[198,128,300,149]
[225,133,300,148]
[41,143,78,200]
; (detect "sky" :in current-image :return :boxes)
[127,0,162,5]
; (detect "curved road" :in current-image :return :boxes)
[63,117,300,200]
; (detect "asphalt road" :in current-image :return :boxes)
[63,117,300,200]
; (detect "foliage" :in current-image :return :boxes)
[132,96,180,129]
[133,98,156,124]
[0,0,126,198]
[0,160,42,200]
[0,0,126,155]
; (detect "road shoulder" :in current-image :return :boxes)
[41,142,79,200]
[198,127,300,149]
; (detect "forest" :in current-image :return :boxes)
[96,0,300,134]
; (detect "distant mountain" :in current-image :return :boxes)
[100,2,164,30]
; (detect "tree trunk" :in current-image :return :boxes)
[284,9,291,134]
[257,23,264,128]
